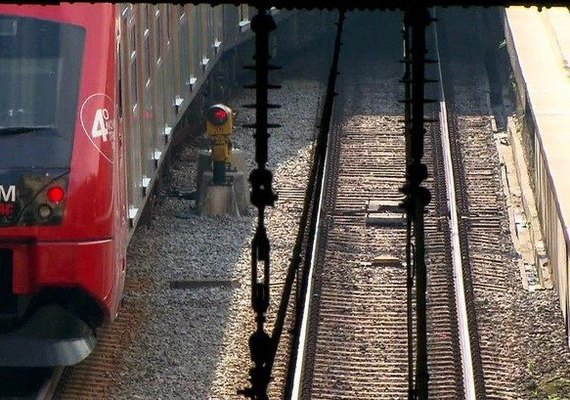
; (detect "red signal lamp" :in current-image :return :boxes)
[214,109,228,121]
[207,104,230,126]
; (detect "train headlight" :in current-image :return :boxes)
[38,205,53,219]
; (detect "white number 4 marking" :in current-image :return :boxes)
[91,108,110,142]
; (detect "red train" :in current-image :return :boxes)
[0,3,126,367]
[0,2,259,366]
[0,3,332,366]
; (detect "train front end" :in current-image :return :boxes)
[0,4,126,366]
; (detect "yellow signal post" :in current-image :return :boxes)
[206,104,234,184]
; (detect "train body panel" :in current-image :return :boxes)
[118,4,259,233]
[0,4,118,241]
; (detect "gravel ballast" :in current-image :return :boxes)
[109,52,327,399]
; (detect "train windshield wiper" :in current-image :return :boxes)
[0,126,54,135]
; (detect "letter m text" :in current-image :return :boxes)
[0,185,16,202]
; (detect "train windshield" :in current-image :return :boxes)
[0,15,85,168]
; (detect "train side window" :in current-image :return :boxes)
[144,32,151,81]
[178,15,189,92]
[186,5,198,81]
[179,7,187,26]
[200,4,212,63]
[119,6,130,119]
[193,6,202,70]
[140,6,151,81]
[213,5,223,51]
[130,56,137,108]
[142,5,149,33]
[239,5,249,22]
[130,28,136,59]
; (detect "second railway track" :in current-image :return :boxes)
[292,7,569,400]
[296,11,465,399]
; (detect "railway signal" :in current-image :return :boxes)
[206,104,234,184]
[207,104,234,135]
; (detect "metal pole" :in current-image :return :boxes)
[239,7,278,400]
[401,12,416,400]
[408,7,432,400]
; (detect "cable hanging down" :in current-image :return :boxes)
[238,6,280,400]
[400,7,436,400]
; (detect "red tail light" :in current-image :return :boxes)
[47,186,65,203]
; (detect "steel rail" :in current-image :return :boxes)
[288,122,332,400]
[432,9,476,400]
[288,12,345,400]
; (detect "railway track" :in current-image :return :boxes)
[292,11,465,399]
[437,7,525,398]
[291,8,537,399]
[424,116,465,400]
[304,111,410,398]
